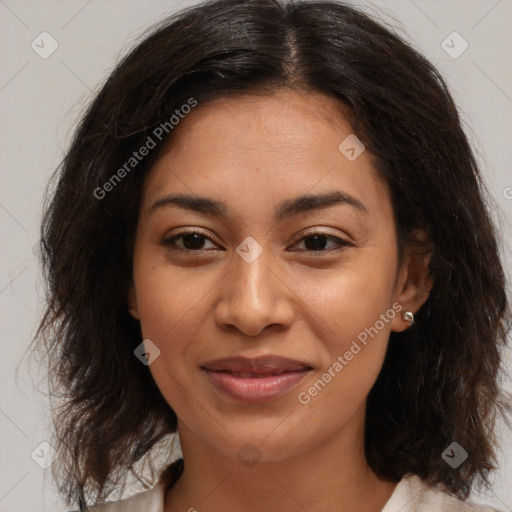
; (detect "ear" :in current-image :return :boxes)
[391,229,433,332]
[127,280,140,320]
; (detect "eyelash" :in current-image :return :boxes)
[161,229,352,254]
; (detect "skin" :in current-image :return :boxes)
[127,88,432,512]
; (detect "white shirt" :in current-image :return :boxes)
[84,473,501,511]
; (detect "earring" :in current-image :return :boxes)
[401,310,415,326]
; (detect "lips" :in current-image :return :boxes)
[201,355,312,403]
[221,371,290,378]
[201,355,311,374]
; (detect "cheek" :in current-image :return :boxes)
[297,286,393,429]
[313,256,397,351]
[132,255,218,387]
[132,243,213,341]
[134,277,205,412]
[298,252,397,407]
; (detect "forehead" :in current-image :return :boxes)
[141,88,391,223]
[161,88,354,155]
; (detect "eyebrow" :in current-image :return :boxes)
[149,190,368,221]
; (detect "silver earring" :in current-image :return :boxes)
[401,310,415,326]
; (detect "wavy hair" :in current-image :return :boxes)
[32,0,511,509]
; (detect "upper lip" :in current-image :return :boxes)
[201,355,312,374]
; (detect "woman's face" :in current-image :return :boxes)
[128,88,419,463]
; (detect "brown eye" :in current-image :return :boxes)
[162,230,217,252]
[290,232,351,252]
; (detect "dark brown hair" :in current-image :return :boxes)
[32,0,511,509]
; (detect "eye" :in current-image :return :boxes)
[289,231,352,253]
[161,230,218,252]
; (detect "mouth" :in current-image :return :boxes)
[201,355,313,403]
[211,370,301,378]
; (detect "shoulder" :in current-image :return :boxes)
[67,482,166,512]
[382,474,502,512]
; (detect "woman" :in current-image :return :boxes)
[34,0,510,511]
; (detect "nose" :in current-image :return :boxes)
[214,243,295,337]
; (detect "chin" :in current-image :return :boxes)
[205,422,311,466]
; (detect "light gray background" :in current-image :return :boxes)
[1,0,511,511]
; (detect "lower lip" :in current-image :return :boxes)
[203,369,311,403]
